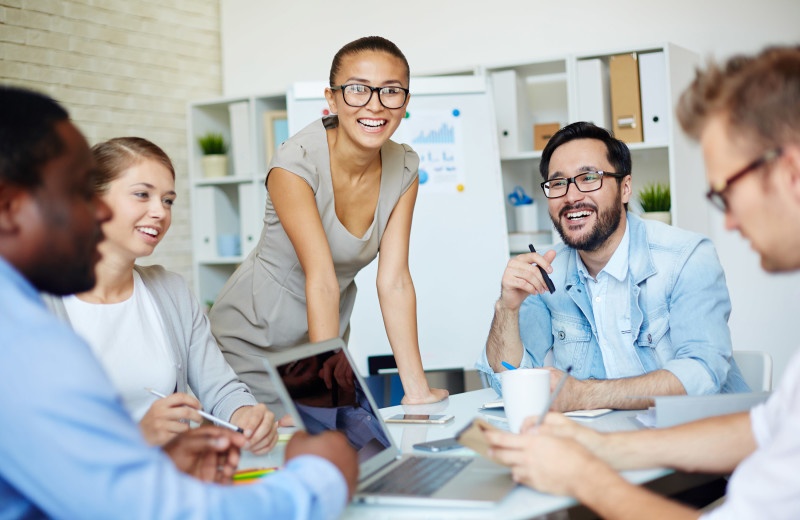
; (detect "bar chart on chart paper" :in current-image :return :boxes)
[396,110,464,193]
[412,123,455,144]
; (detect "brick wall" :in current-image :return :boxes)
[1,0,222,284]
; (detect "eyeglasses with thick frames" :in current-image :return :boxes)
[330,84,410,109]
[540,170,627,199]
[706,148,782,212]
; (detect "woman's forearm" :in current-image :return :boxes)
[306,277,341,343]
[377,274,430,397]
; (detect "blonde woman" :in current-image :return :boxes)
[45,137,277,453]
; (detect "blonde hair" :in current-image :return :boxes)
[677,45,800,150]
[91,137,175,194]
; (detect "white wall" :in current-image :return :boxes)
[220,0,800,385]
[221,0,800,96]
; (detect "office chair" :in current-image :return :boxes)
[732,350,773,392]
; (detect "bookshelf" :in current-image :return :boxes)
[187,93,286,307]
[483,43,706,254]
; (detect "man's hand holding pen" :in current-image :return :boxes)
[498,247,557,311]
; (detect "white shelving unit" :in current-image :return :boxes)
[187,94,286,306]
[483,43,706,254]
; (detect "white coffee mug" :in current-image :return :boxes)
[501,368,550,433]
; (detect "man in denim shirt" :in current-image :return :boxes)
[478,122,748,411]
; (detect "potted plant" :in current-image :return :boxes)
[638,182,671,225]
[197,132,229,178]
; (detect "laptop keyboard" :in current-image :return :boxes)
[361,456,472,496]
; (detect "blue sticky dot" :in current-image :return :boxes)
[452,109,460,117]
[419,170,429,184]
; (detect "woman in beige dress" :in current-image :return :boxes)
[210,36,448,413]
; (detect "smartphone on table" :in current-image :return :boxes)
[384,414,454,424]
[412,437,463,452]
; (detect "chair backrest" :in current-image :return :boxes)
[366,355,465,406]
[733,350,773,392]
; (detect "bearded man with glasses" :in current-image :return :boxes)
[478,121,749,412]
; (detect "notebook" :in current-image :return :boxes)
[261,338,515,507]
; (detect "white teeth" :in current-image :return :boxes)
[566,211,592,220]
[358,119,386,128]
[137,227,158,236]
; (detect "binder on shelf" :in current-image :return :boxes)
[193,186,218,260]
[228,101,252,176]
[639,51,669,143]
[490,70,524,156]
[237,182,263,258]
[609,53,643,143]
[576,58,611,129]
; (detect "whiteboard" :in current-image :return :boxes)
[287,76,509,375]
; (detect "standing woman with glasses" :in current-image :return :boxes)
[210,36,448,414]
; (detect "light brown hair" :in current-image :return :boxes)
[90,137,175,194]
[677,46,800,149]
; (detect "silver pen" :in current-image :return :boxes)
[534,366,573,428]
[145,388,244,434]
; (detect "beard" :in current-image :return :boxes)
[551,189,623,252]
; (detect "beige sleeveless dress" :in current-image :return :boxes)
[209,115,419,413]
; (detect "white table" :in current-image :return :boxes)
[239,388,711,519]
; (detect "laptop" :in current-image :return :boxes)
[261,338,515,507]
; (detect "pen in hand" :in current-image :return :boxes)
[534,365,573,428]
[529,243,556,294]
[145,388,244,434]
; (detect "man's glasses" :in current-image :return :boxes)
[330,84,409,109]
[541,171,627,199]
[706,148,782,212]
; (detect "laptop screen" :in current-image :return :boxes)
[273,347,393,464]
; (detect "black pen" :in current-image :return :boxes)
[529,243,556,294]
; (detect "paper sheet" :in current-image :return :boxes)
[481,400,613,419]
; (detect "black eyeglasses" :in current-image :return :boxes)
[540,171,627,199]
[706,148,782,212]
[330,84,409,109]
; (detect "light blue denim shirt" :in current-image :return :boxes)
[0,256,347,520]
[478,213,749,396]
[578,220,647,379]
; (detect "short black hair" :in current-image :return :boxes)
[329,36,410,87]
[539,122,632,181]
[0,86,69,188]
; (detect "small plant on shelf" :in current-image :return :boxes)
[197,132,228,178]
[197,132,228,155]
[638,182,671,224]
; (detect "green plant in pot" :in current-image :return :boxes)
[638,182,671,225]
[198,132,229,178]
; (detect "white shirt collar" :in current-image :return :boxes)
[577,219,630,283]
